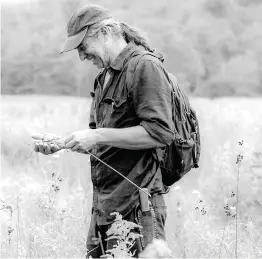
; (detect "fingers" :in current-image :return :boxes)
[34,141,86,155]
[38,142,49,155]
[44,143,53,155]
[36,143,45,154]
[71,144,81,152]
[34,142,60,155]
[64,134,77,149]
[32,133,45,140]
[33,132,86,155]
[32,133,62,142]
[77,148,88,154]
[72,146,87,154]
[64,134,74,145]
[69,142,87,153]
[34,143,39,152]
[50,143,60,153]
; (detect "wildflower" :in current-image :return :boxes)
[236,154,244,164]
[105,212,142,258]
[238,140,244,146]
[7,226,14,235]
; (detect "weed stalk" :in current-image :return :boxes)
[16,197,20,258]
[235,140,244,258]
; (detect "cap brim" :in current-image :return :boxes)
[60,28,88,54]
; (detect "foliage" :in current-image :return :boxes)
[104,212,142,258]
[2,0,262,97]
[0,172,87,258]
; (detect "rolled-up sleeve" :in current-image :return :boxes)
[131,58,174,145]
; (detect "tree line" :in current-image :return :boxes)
[2,0,262,97]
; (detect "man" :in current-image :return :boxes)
[34,4,174,258]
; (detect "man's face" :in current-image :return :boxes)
[77,30,109,69]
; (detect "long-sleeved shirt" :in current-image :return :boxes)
[89,42,174,225]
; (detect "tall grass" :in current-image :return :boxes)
[1,95,262,258]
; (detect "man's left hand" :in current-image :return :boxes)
[64,129,98,152]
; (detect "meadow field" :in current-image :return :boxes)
[1,95,262,258]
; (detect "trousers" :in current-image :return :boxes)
[86,193,167,258]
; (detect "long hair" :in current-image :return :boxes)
[86,19,154,52]
[119,22,153,52]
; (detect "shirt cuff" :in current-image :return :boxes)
[140,121,174,146]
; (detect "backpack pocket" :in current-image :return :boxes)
[160,137,195,186]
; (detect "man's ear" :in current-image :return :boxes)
[100,27,110,41]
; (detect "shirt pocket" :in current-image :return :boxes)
[101,97,130,128]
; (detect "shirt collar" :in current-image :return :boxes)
[109,42,144,71]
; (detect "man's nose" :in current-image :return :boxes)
[78,50,86,61]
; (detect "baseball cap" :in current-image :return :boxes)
[60,5,112,54]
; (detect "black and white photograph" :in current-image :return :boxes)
[1,0,262,258]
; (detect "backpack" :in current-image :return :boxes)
[126,50,201,186]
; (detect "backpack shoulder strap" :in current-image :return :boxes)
[126,51,148,92]
[125,50,163,92]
